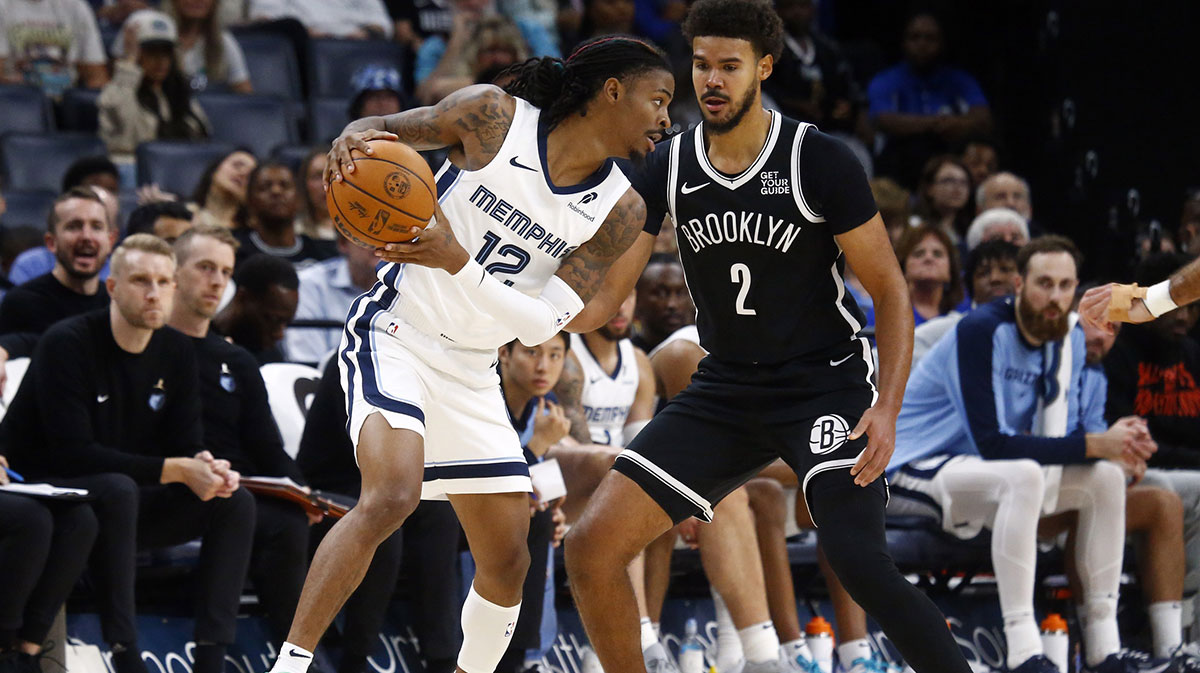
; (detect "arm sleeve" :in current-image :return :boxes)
[36,329,165,482]
[956,317,1089,464]
[798,129,877,235]
[238,356,306,482]
[451,259,584,347]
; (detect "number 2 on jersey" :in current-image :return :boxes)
[475,231,531,286]
[730,263,756,315]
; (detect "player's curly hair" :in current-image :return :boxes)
[682,0,784,61]
[501,35,670,130]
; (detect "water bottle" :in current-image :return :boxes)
[805,616,834,673]
[1041,613,1069,673]
[679,618,706,673]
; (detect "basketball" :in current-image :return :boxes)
[326,140,437,248]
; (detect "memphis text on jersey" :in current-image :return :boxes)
[469,185,579,260]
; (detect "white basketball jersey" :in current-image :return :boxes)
[571,334,639,446]
[647,325,701,358]
[380,98,632,361]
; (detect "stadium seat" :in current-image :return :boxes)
[135,140,236,198]
[1,132,106,191]
[260,362,322,458]
[58,88,101,132]
[0,189,56,230]
[0,85,53,135]
[307,39,406,99]
[232,31,302,99]
[308,97,350,144]
[272,145,315,175]
[196,93,299,157]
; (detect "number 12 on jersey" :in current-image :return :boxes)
[730,263,756,315]
[475,231,531,286]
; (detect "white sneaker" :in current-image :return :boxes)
[742,660,783,673]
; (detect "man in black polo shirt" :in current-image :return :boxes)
[0,234,254,673]
[0,187,115,390]
[167,223,313,651]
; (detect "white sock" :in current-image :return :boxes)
[653,622,662,640]
[713,589,744,672]
[783,638,814,663]
[458,584,521,673]
[641,617,659,651]
[270,642,314,673]
[1149,601,1183,658]
[1003,612,1044,669]
[837,639,873,666]
[1083,595,1120,667]
[738,621,780,664]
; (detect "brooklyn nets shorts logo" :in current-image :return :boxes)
[809,414,850,454]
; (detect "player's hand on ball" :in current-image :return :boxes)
[326,129,400,185]
[376,202,470,273]
[848,405,898,487]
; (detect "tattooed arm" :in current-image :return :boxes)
[554,351,593,444]
[325,84,516,183]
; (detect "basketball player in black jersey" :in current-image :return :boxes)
[564,2,972,672]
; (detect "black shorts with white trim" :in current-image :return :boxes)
[612,338,875,524]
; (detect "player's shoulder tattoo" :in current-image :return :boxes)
[383,84,515,155]
[557,188,647,303]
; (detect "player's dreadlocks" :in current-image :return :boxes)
[501,35,670,130]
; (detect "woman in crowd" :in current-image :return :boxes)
[165,0,254,92]
[191,148,257,229]
[295,148,335,241]
[913,154,973,244]
[99,10,210,158]
[895,222,963,326]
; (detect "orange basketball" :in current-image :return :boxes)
[326,140,437,247]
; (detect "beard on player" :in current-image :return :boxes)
[700,78,759,135]
[1016,286,1072,343]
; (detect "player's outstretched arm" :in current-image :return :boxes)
[1079,254,1200,332]
[326,84,517,184]
[835,213,914,486]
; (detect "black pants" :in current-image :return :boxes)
[0,492,97,647]
[309,499,462,673]
[249,496,309,648]
[52,475,255,647]
[496,508,554,673]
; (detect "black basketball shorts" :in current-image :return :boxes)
[613,338,877,524]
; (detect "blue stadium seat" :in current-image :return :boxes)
[0,85,53,135]
[309,97,350,144]
[196,93,299,157]
[0,189,57,230]
[1,132,106,191]
[232,31,302,99]
[307,39,406,99]
[59,88,101,132]
[136,140,236,199]
[272,145,316,175]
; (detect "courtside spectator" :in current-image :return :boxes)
[295,149,336,240]
[168,224,312,650]
[911,239,1018,363]
[0,453,97,673]
[964,207,1029,251]
[248,0,392,39]
[631,253,693,354]
[100,10,211,158]
[912,154,972,242]
[0,235,254,673]
[977,171,1033,220]
[961,137,999,187]
[894,222,962,326]
[867,12,991,188]
[296,357,463,673]
[213,253,298,363]
[234,162,334,268]
[0,188,114,381]
[125,200,194,242]
[0,0,109,95]
[284,233,376,365]
[192,149,257,229]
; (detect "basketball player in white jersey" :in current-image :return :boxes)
[571,289,655,446]
[267,37,674,673]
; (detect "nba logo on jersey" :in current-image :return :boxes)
[809,414,849,454]
[386,321,400,336]
[504,620,516,638]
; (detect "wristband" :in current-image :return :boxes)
[1144,280,1179,318]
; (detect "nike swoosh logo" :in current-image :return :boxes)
[509,156,537,172]
[97,394,109,403]
[681,182,710,194]
[287,648,311,659]
[829,354,855,367]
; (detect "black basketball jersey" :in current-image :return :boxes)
[627,112,878,365]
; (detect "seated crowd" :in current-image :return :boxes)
[2,3,1199,673]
